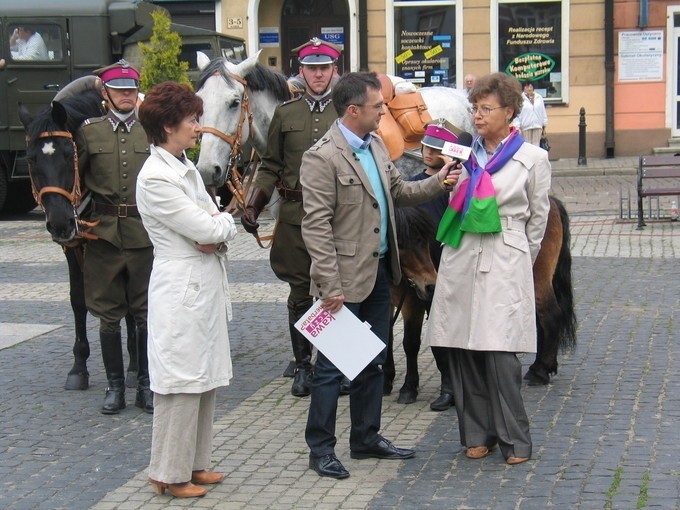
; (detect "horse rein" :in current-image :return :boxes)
[25,130,99,241]
[200,71,276,249]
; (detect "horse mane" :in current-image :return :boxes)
[25,88,104,139]
[197,57,291,103]
[394,206,436,248]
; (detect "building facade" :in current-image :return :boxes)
[184,0,678,159]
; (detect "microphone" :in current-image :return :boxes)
[441,131,473,185]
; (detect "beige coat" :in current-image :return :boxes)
[300,122,446,303]
[425,142,551,353]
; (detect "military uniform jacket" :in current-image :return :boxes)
[75,111,152,249]
[255,93,337,225]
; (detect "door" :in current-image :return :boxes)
[281,0,349,75]
[4,18,71,152]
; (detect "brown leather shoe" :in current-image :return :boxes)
[465,444,497,459]
[191,470,225,484]
[506,456,530,465]
[149,479,207,498]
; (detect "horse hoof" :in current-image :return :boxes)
[397,390,417,404]
[64,373,89,391]
[282,361,296,378]
[125,371,138,389]
[524,369,549,386]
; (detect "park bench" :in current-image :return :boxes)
[636,155,680,229]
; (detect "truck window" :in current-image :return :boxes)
[8,23,63,62]
[180,43,213,69]
[220,42,246,62]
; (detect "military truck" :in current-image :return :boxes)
[0,0,246,214]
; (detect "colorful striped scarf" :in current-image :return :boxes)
[436,129,525,248]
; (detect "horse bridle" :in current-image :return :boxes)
[25,130,98,241]
[201,71,280,248]
[200,72,254,210]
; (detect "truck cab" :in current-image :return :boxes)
[0,0,245,214]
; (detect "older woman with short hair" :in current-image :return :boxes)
[136,82,237,498]
[425,72,551,465]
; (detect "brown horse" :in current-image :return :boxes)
[385,196,576,403]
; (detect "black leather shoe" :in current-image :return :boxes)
[430,392,455,411]
[101,387,125,415]
[309,454,350,479]
[339,376,351,396]
[350,437,415,460]
[291,368,312,397]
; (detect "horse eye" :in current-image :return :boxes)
[228,99,241,109]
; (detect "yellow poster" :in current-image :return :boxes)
[424,45,443,59]
[395,49,414,64]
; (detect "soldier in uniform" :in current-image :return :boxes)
[241,38,346,397]
[75,60,154,415]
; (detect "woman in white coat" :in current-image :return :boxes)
[518,81,548,146]
[425,73,551,465]
[136,82,238,498]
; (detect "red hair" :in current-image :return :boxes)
[138,82,203,144]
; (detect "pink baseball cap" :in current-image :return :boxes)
[422,124,458,150]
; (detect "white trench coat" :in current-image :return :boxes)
[425,142,551,353]
[137,145,237,394]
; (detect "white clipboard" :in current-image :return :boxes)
[294,301,386,381]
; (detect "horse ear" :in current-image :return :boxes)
[197,51,211,71]
[18,103,34,131]
[229,50,262,78]
[51,100,68,128]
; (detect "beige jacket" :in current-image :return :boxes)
[300,122,446,303]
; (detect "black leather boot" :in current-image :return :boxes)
[135,327,154,414]
[100,330,126,414]
[290,324,313,397]
[430,346,454,411]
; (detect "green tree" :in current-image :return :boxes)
[139,9,191,91]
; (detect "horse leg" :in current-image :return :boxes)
[124,313,138,389]
[63,247,90,390]
[397,291,425,404]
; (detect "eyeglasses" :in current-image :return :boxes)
[354,102,385,111]
[468,105,506,116]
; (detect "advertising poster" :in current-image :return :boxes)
[618,31,663,82]
[394,5,456,87]
[498,2,562,101]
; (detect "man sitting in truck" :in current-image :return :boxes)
[9,26,48,61]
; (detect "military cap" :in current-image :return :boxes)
[292,37,342,65]
[422,122,458,151]
[93,59,140,89]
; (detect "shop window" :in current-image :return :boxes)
[497,0,565,103]
[393,1,456,87]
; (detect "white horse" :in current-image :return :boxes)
[195,50,475,189]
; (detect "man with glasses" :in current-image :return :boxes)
[241,38,347,398]
[300,72,462,478]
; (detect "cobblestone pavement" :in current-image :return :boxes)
[1,160,679,509]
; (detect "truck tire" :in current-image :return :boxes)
[3,179,37,214]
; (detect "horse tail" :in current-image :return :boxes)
[551,196,577,352]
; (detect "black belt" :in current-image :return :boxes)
[276,182,303,202]
[93,202,140,217]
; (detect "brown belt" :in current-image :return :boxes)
[93,201,140,217]
[276,182,303,202]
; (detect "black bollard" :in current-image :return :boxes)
[578,107,587,166]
